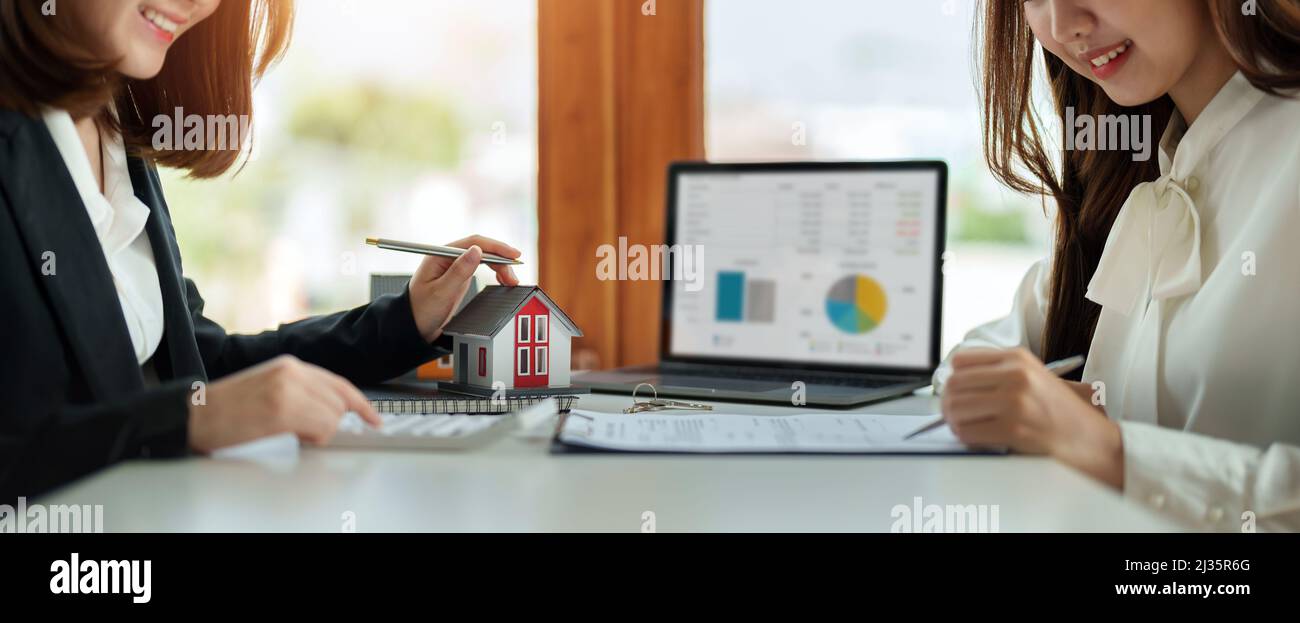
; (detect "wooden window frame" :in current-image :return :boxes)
[538,0,705,370]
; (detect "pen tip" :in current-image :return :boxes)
[365,238,378,245]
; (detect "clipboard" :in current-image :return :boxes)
[548,410,1005,456]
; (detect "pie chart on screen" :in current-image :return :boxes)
[825,275,888,334]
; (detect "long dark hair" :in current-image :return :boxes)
[976,0,1300,361]
[0,0,294,178]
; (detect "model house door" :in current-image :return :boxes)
[457,343,468,384]
[513,297,550,388]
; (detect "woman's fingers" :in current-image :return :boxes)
[412,254,454,284]
[490,263,519,286]
[948,416,1014,448]
[942,391,1004,424]
[949,348,1009,369]
[288,387,345,446]
[279,364,380,447]
[304,364,381,427]
[447,235,521,259]
[943,365,1016,394]
[410,236,522,286]
[448,236,521,286]
[432,247,482,307]
[434,245,482,287]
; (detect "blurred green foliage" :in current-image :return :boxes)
[162,82,468,322]
[949,161,1032,245]
[955,205,1030,244]
[286,83,463,169]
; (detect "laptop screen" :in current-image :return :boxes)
[667,165,942,371]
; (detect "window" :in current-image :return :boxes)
[161,0,538,334]
[517,346,530,375]
[535,346,548,375]
[518,315,531,343]
[707,0,1050,355]
[477,347,486,377]
[535,315,548,342]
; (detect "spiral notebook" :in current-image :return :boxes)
[365,384,578,414]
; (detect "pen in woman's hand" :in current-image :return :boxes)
[367,237,524,266]
[903,354,1086,441]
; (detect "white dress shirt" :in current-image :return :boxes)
[42,109,165,365]
[936,72,1300,532]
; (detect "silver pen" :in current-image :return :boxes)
[366,237,524,266]
[902,354,1086,441]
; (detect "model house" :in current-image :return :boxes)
[439,286,584,396]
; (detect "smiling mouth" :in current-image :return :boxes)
[1089,40,1132,67]
[139,6,180,38]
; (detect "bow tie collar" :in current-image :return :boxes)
[1086,175,1201,316]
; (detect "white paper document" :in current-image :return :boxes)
[558,410,987,454]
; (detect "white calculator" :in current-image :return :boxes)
[329,412,516,450]
[327,400,559,451]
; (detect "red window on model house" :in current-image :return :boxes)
[513,297,549,388]
[478,347,486,377]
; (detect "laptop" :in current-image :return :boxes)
[575,160,947,407]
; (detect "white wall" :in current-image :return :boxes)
[492,324,515,389]
[453,335,493,388]
[548,320,572,387]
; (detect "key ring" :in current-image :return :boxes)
[624,383,660,413]
[623,383,713,414]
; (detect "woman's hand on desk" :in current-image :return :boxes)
[408,235,521,343]
[940,348,1125,489]
[188,356,381,452]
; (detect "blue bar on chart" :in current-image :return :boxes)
[716,271,745,322]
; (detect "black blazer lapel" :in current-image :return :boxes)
[127,158,207,382]
[0,112,144,399]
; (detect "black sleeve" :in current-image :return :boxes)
[0,280,448,499]
[186,278,452,385]
[0,380,194,501]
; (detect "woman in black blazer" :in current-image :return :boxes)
[0,0,520,497]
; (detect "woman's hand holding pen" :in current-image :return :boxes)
[407,234,522,343]
[941,348,1125,488]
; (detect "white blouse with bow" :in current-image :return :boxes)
[936,72,1300,532]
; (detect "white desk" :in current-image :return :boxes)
[39,392,1182,532]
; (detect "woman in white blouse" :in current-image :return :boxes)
[943,0,1300,531]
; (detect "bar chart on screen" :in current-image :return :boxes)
[715,270,777,323]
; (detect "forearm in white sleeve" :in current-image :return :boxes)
[933,257,1052,392]
[1121,421,1300,532]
